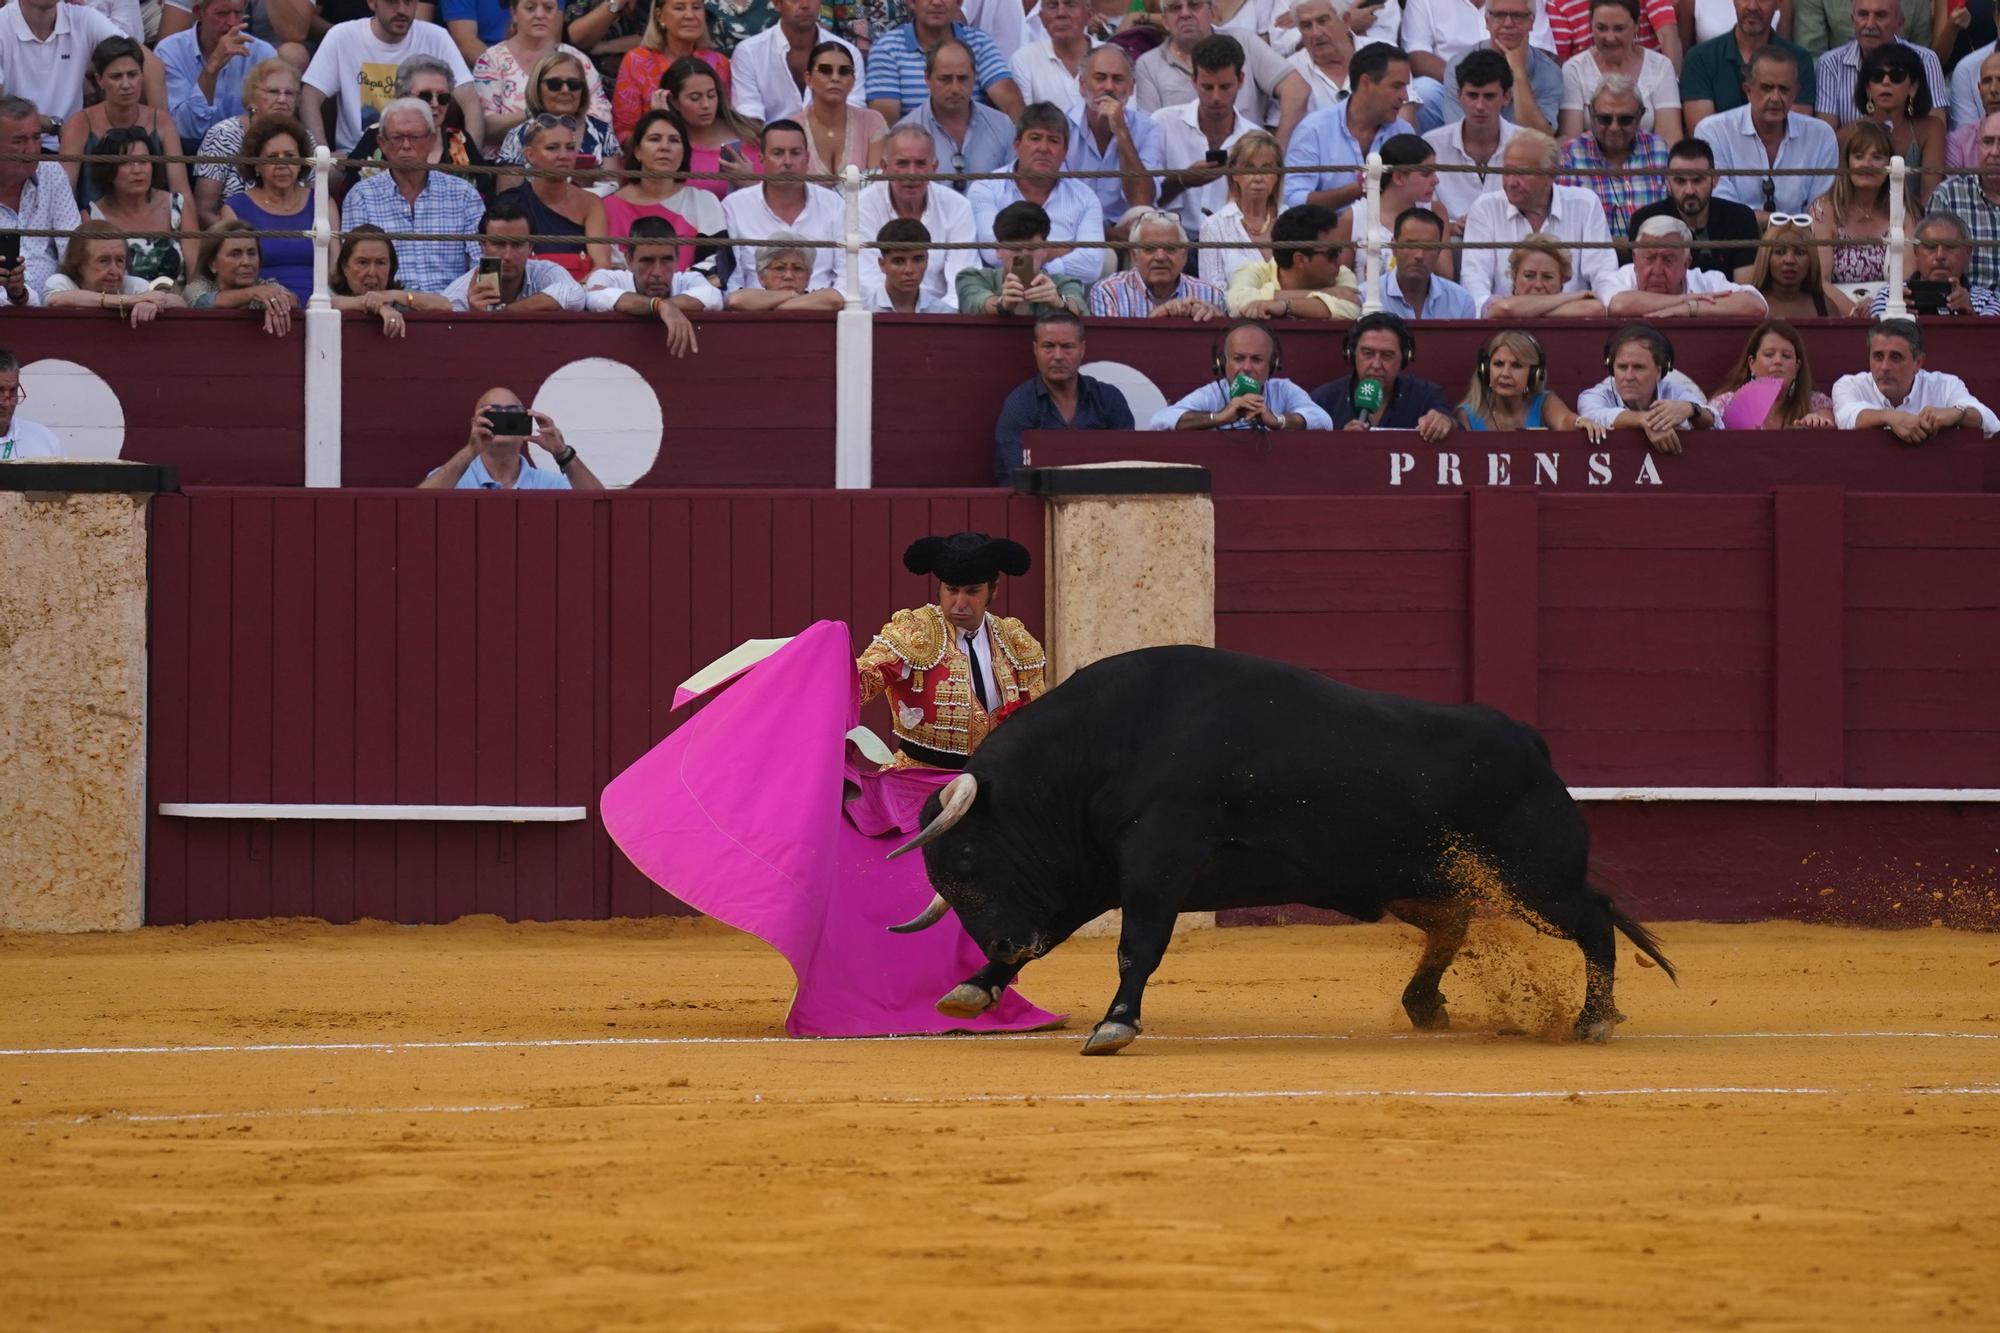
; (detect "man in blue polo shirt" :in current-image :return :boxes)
[866,0,1024,124]
[993,311,1134,483]
[419,388,606,490]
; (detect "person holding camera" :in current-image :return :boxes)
[1866,212,2000,318]
[418,388,606,490]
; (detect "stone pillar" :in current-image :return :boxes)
[0,462,171,931]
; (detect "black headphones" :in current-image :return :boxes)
[1476,332,1547,394]
[1605,324,1675,376]
[1212,320,1285,380]
[1345,311,1416,369]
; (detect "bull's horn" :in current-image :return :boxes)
[884,773,978,862]
[886,892,951,934]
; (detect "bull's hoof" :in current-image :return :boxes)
[1080,1021,1139,1056]
[1574,1016,1615,1044]
[935,983,1000,1018]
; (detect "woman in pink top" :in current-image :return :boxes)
[613,0,731,141]
[662,56,763,200]
[800,41,884,179]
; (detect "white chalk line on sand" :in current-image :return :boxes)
[22,1103,531,1127]
[1,1029,1995,1058]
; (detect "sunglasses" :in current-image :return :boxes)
[1593,112,1638,126]
[813,63,855,77]
[531,113,580,130]
[413,90,451,104]
[1767,212,1813,227]
[542,77,586,92]
[1868,67,1915,83]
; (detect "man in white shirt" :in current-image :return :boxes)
[1152,38,1260,235]
[1597,214,1768,315]
[1697,46,1838,220]
[968,103,1107,284]
[1282,41,1409,212]
[1832,319,2000,440]
[441,203,587,312]
[0,97,78,303]
[1458,128,1616,311]
[1576,326,1715,452]
[732,0,865,123]
[1010,0,1092,111]
[858,124,976,306]
[583,217,720,358]
[1401,0,1558,132]
[1149,321,1333,430]
[865,217,963,312]
[1066,47,1162,222]
[0,350,61,460]
[0,0,127,144]
[1423,49,1517,220]
[721,119,847,291]
[1134,0,1307,145]
[300,0,481,154]
[1284,0,1353,113]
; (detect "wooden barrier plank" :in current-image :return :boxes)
[769,496,815,634]
[1540,547,1774,611]
[1215,497,1468,552]
[1468,488,1539,721]
[1845,494,2000,547]
[1217,551,1471,614]
[1538,496,1773,548]
[1540,667,1774,733]
[1542,608,1771,671]
[183,495,235,922]
[1843,670,2000,729]
[1846,549,2000,609]
[226,496,275,919]
[351,498,400,924]
[688,496,734,675]
[269,496,318,804]
[1845,730,2000,786]
[145,495,192,925]
[728,496,775,643]
[1772,488,1846,786]
[1844,608,2000,669]
[512,499,560,922]
[1004,495,1048,632]
[555,500,599,920]
[431,498,480,924]
[1541,728,1775,785]
[394,497,440,925]
[471,501,520,918]
[809,494,854,633]
[1217,610,1466,671]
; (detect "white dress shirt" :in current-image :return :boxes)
[721,183,848,291]
[962,0,1029,57]
[864,286,961,312]
[1577,370,1712,426]
[1010,39,1089,112]
[0,416,62,459]
[857,180,977,305]
[1422,118,1516,221]
[1197,200,1270,289]
[957,620,1001,710]
[967,173,1107,284]
[1459,182,1615,310]
[1285,49,1348,113]
[1593,263,1769,308]
[1147,377,1334,430]
[1401,0,1558,66]
[1692,105,1839,215]
[1831,369,2000,435]
[731,24,866,123]
[1151,99,1260,234]
[580,268,724,312]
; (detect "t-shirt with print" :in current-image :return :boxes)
[302,19,474,152]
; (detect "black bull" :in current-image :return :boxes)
[888,645,1676,1055]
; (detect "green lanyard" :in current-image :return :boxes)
[0,438,13,461]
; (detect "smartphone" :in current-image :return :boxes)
[482,406,534,437]
[1008,250,1038,285]
[474,255,501,301]
[720,139,744,159]
[0,231,18,269]
[1907,278,1953,313]
[1205,148,1228,165]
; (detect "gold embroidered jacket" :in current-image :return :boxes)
[856,605,1048,766]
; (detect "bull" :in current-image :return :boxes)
[887,645,1676,1054]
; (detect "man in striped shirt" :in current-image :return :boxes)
[1085,211,1227,317]
[865,0,1023,123]
[1812,0,1945,130]
[1868,211,2000,316]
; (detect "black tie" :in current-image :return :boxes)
[963,632,989,709]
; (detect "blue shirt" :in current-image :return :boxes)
[440,0,511,44]
[1693,105,1837,215]
[865,22,1015,118]
[458,453,573,489]
[895,99,1017,193]
[1148,377,1333,430]
[1063,103,1164,220]
[994,373,1135,483]
[1309,374,1451,429]
[341,169,486,293]
[1378,274,1481,322]
[1281,105,1401,212]
[158,28,279,142]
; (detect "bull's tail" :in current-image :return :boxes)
[1607,901,1679,984]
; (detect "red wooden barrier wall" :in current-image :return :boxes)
[146,488,1046,925]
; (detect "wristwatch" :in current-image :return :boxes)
[554,445,578,470]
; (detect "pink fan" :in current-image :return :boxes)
[1720,376,1786,430]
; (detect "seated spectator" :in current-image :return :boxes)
[301,0,483,156]
[1196,130,1283,290]
[0,348,62,460]
[1441,0,1560,135]
[158,0,307,71]
[957,200,1090,316]
[220,113,321,303]
[866,218,962,313]
[331,223,454,337]
[1627,137,1762,274]
[87,127,197,288]
[865,0,1022,125]
[1707,318,1836,429]
[345,57,495,205]
[1067,46,1163,225]
[1379,206,1480,319]
[477,0,612,151]
[1154,35,1263,238]
[42,220,189,323]
[1134,0,1306,146]
[993,309,1135,483]
[1228,202,1361,318]
[1484,232,1609,316]
[1812,0,1944,134]
[662,56,764,203]
[420,387,606,489]
[340,98,486,293]
[1851,41,1939,205]
[1557,76,1668,236]
[443,200,590,310]
[1557,0,1683,144]
[1149,320,1332,431]
[193,58,312,228]
[1832,318,1999,440]
[1284,0,1356,114]
[609,109,721,248]
[858,124,977,308]
[158,0,279,145]
[1806,120,1911,286]
[1743,217,1857,315]
[1868,211,2000,316]
[970,104,1108,285]
[894,39,1017,196]
[1336,133,1454,283]
[1011,0,1091,113]
[1425,51,1521,222]
[724,235,849,310]
[1945,50,2000,171]
[0,98,80,308]
[493,51,620,182]
[1600,215,1769,315]
[1577,324,1714,452]
[1087,211,1226,318]
[1283,42,1411,213]
[494,116,615,278]
[1928,111,2000,295]
[722,119,846,290]
[0,0,126,148]
[61,37,196,211]
[733,0,865,125]
[1679,0,1815,131]
[1797,0,1942,65]
[189,218,295,336]
[1308,310,1454,439]
[1456,329,1590,430]
[614,0,729,143]
[1460,129,1616,311]
[800,40,886,177]
[584,215,720,354]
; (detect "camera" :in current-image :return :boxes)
[1905,279,1953,315]
[482,405,534,437]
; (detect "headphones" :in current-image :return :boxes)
[1344,311,1416,369]
[1476,332,1547,394]
[1605,325,1675,376]
[1212,320,1285,380]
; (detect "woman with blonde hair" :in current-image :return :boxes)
[1806,120,1912,287]
[1743,219,1855,318]
[475,0,613,149]
[1456,329,1591,432]
[1480,234,1606,318]
[1706,319,1835,430]
[614,0,730,141]
[493,50,623,189]
[1197,130,1282,289]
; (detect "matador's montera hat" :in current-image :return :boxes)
[903,531,1033,586]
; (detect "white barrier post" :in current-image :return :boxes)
[834,162,873,488]
[302,144,342,487]
[1361,151,1384,314]
[1883,155,1909,319]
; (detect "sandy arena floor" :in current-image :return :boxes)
[1,916,1996,1331]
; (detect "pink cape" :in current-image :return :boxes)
[599,620,1064,1038]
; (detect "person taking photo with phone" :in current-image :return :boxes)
[957,200,1088,316]
[1865,210,2000,316]
[419,387,607,489]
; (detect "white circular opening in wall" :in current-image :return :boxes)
[18,358,125,459]
[530,357,664,487]
[1079,360,1166,429]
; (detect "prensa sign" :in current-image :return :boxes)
[1388,450,1666,488]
